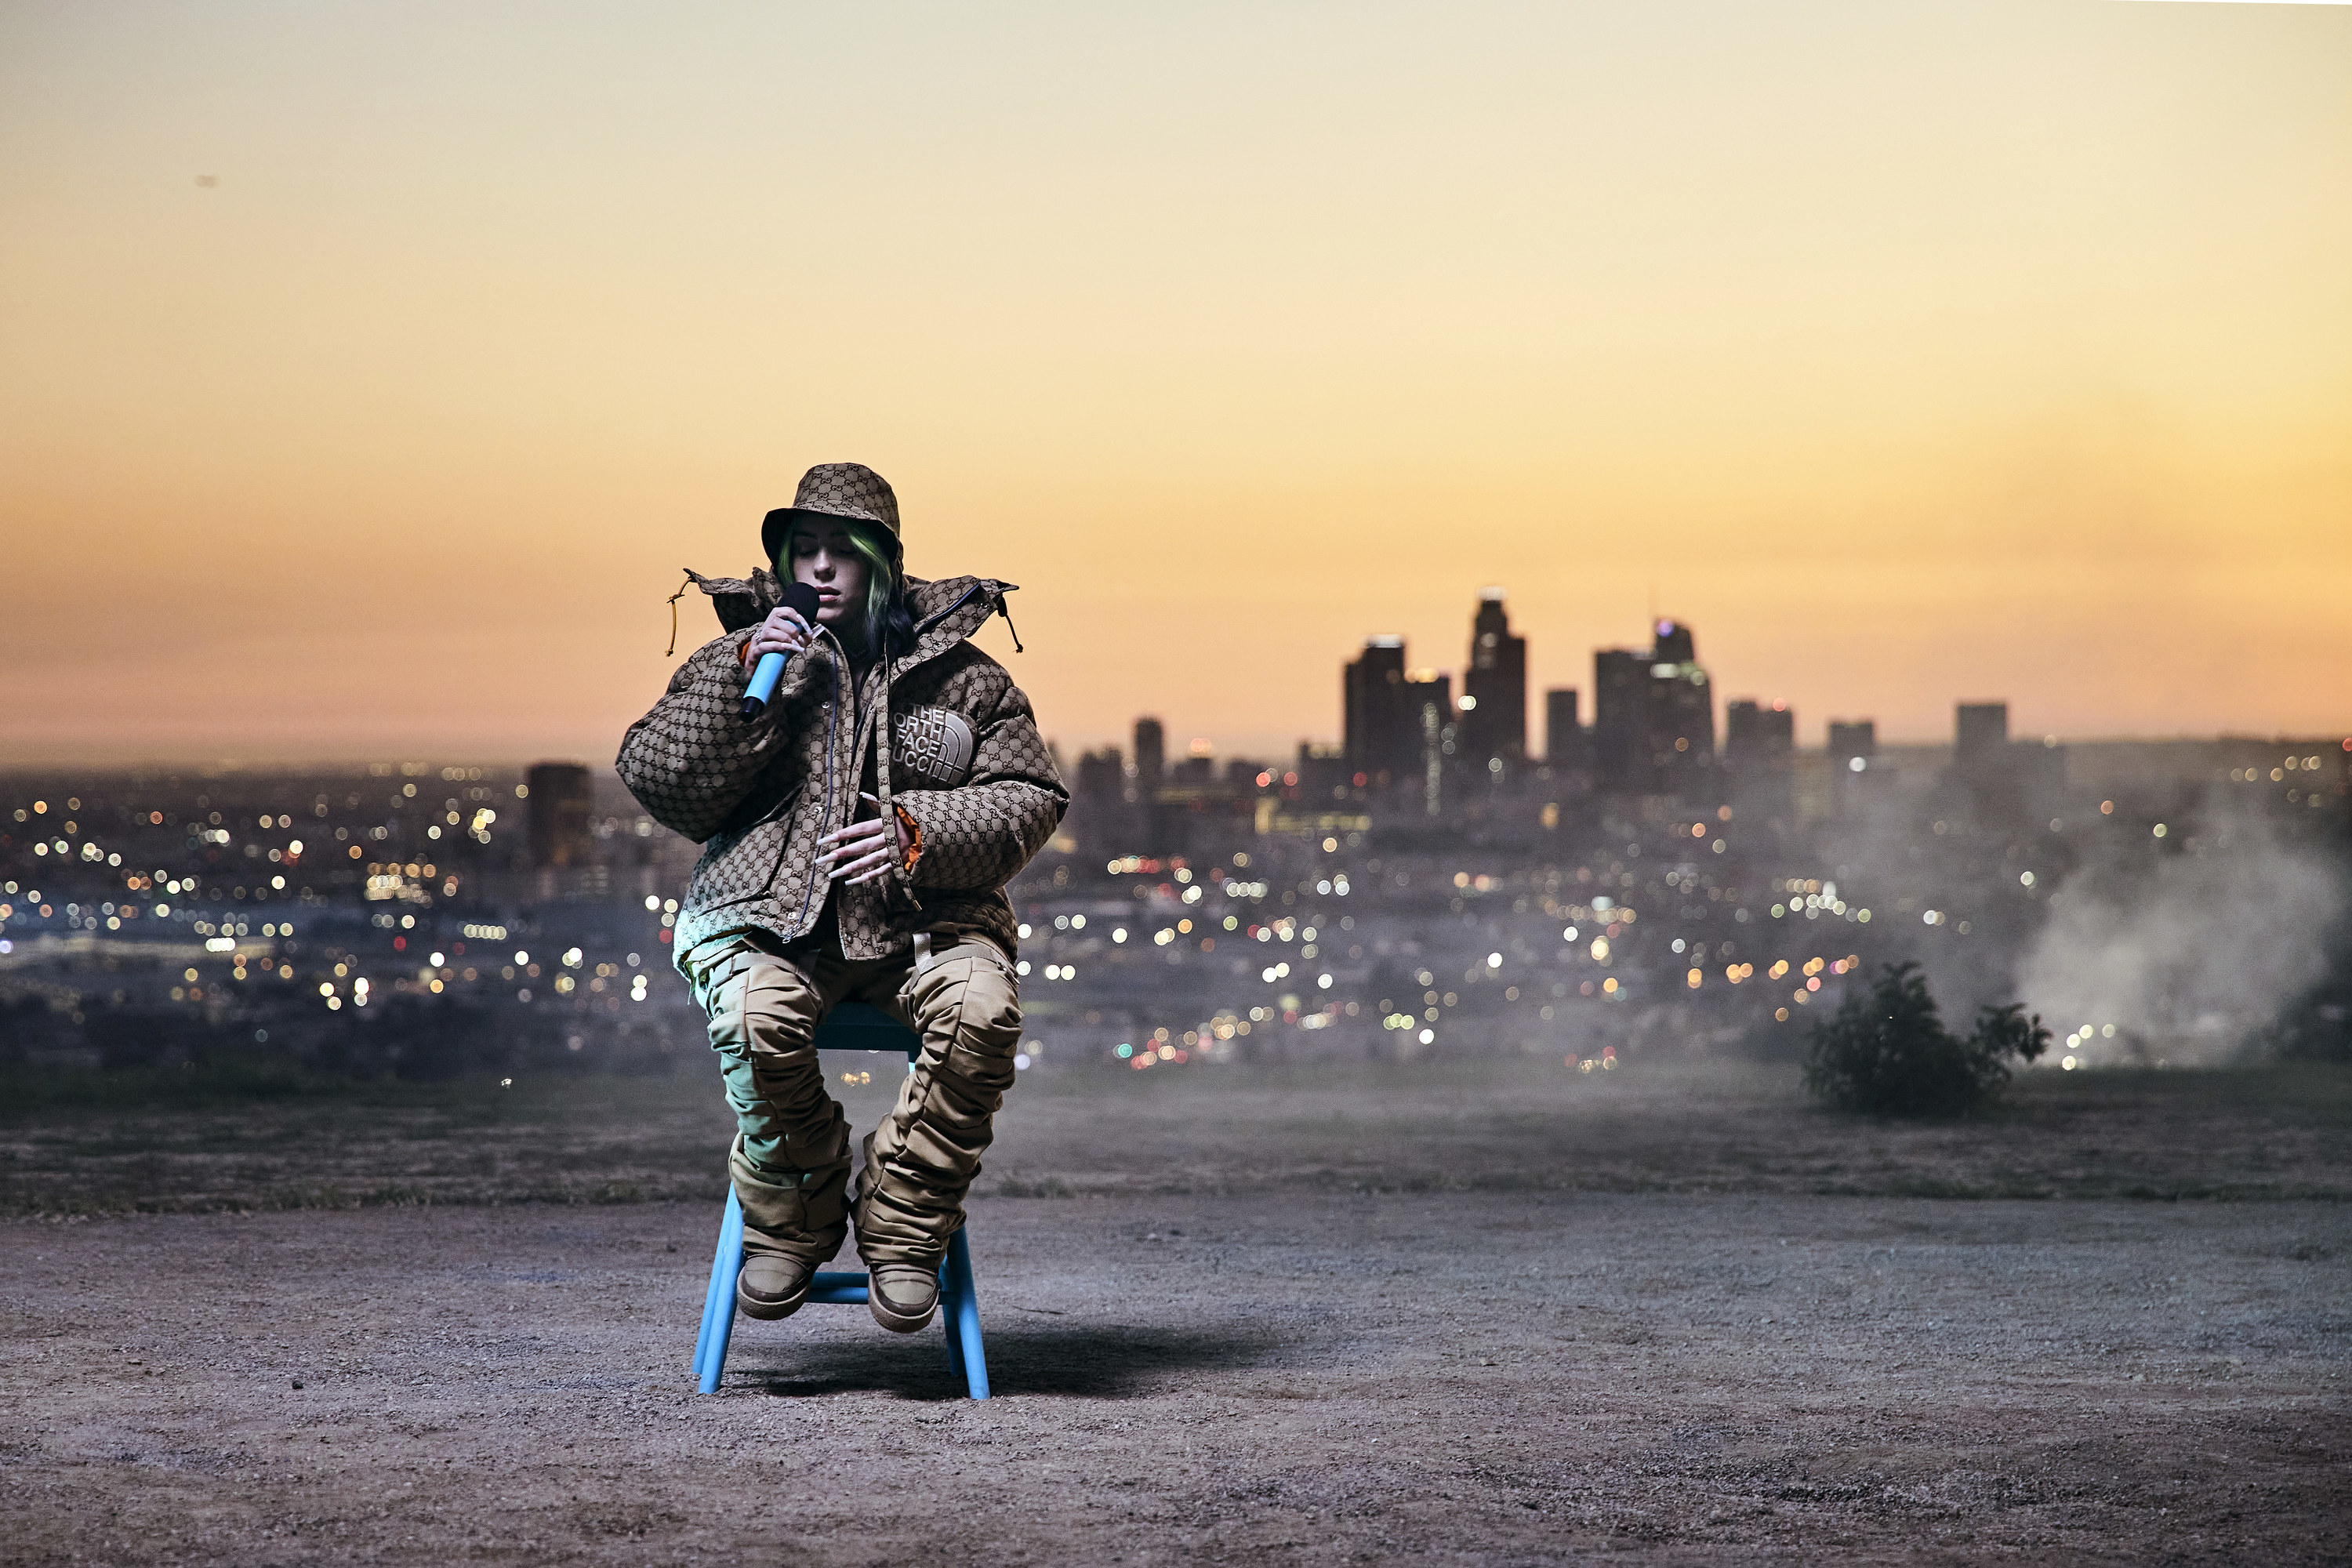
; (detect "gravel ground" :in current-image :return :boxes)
[9,1058,2350,1215]
[3,1062,2348,1564]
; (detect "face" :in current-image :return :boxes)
[782,520,869,630]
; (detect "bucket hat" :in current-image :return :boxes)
[762,463,901,565]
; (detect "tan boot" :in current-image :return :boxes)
[736,1254,817,1320]
[867,1262,938,1334]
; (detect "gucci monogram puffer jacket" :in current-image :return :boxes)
[617,570,1067,969]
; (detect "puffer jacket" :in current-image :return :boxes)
[617,568,1066,969]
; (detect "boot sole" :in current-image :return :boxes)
[735,1276,811,1322]
[866,1283,937,1334]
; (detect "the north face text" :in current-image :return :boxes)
[895,706,975,787]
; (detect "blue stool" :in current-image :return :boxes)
[691,1003,989,1398]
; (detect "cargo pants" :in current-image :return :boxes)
[684,928,1023,1270]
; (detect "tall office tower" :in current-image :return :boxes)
[1826,720,1877,766]
[1294,742,1351,799]
[526,762,595,869]
[1725,699,1796,824]
[1951,700,2063,820]
[1824,718,1879,819]
[1644,619,1717,800]
[1408,671,1454,816]
[1133,717,1165,786]
[1069,746,1138,858]
[1076,748,1124,797]
[1724,699,1795,769]
[1544,688,1584,769]
[1955,702,2009,779]
[1725,699,1759,760]
[1343,637,1414,785]
[1592,648,1650,793]
[1460,589,1528,774]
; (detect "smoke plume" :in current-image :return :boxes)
[2015,793,2344,1065]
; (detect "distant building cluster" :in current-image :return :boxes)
[1336,598,1733,811]
[1336,597,1796,821]
[2,590,2346,1084]
[1060,583,2351,875]
[0,760,702,1080]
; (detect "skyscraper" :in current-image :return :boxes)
[1653,620,1696,666]
[1645,619,1717,800]
[1460,589,1527,775]
[1826,720,1876,766]
[1827,719,1880,818]
[1544,688,1584,770]
[526,762,594,869]
[1076,748,1124,798]
[1409,671,1454,816]
[1595,620,1717,798]
[1724,699,1795,768]
[1955,703,2008,778]
[1344,637,1414,786]
[1592,648,1650,793]
[1133,717,1165,786]
[1725,699,1795,824]
[1951,700,2063,820]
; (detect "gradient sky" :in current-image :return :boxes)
[3,2,2347,768]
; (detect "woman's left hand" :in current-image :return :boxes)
[819,811,908,886]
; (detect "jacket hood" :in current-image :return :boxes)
[684,567,1016,655]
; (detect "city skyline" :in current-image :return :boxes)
[3,12,2346,1555]
[3,572,2346,771]
[4,3,2349,764]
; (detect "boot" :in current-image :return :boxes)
[867,1262,939,1334]
[737,1253,817,1320]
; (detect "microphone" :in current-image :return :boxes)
[740,582,823,720]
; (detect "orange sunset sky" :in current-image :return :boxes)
[2,2,2347,768]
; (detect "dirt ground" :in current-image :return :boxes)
[4,1059,2349,1565]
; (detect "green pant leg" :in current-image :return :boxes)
[691,936,852,1265]
[854,938,1022,1269]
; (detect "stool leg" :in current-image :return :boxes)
[938,1246,963,1384]
[692,1197,726,1377]
[940,1227,988,1400]
[695,1190,745,1393]
[691,1196,725,1376]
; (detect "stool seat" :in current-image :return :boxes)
[691,1003,989,1398]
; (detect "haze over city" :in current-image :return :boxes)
[4,1,2349,765]
[7,8,2352,1566]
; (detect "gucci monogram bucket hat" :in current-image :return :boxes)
[761,463,902,564]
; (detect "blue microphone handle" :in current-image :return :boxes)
[740,651,787,719]
[736,590,819,720]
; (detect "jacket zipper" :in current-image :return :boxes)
[789,631,848,935]
[851,582,993,795]
[783,583,999,935]
[913,583,987,639]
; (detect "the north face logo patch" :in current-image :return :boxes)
[895,706,975,786]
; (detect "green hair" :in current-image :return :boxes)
[775,517,911,655]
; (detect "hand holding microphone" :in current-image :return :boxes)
[741,581,824,719]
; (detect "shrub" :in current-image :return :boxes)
[1803,960,2050,1117]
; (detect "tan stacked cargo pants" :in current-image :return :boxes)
[684,929,1022,1270]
